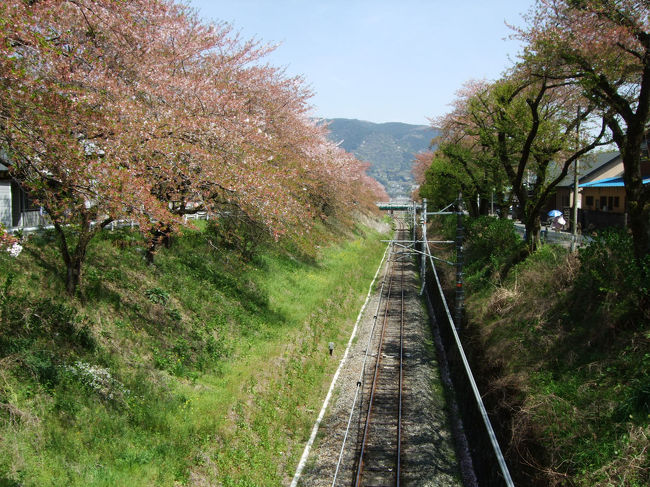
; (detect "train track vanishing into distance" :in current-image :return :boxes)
[352,220,408,486]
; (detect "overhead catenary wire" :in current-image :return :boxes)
[422,229,515,487]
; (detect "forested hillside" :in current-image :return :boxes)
[326,118,439,199]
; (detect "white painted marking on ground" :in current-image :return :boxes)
[290,243,390,487]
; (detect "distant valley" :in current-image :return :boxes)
[324,118,439,199]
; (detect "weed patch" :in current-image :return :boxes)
[433,218,650,486]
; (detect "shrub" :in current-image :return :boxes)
[205,214,268,262]
[575,229,650,327]
[144,287,170,305]
[464,216,526,287]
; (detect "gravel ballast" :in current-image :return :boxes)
[295,244,464,486]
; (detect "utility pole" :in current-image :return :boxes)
[412,201,416,243]
[571,108,581,252]
[455,192,464,330]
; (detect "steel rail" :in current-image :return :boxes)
[396,238,405,484]
[330,241,395,487]
[290,241,391,487]
[353,230,397,486]
[354,220,408,487]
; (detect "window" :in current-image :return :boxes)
[586,195,593,207]
[613,196,620,208]
[600,196,608,210]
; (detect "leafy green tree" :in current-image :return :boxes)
[464,74,608,250]
[518,0,650,261]
[417,81,510,216]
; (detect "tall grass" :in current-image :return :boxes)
[0,222,388,486]
[458,218,649,486]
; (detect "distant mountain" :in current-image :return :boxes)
[324,118,439,199]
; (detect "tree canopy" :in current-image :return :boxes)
[0,0,385,293]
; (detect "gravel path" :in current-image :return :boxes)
[295,243,463,486]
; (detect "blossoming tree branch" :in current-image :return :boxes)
[0,0,386,294]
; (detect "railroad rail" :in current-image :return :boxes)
[353,220,407,486]
[293,200,515,487]
[323,218,418,486]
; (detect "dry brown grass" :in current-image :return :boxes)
[486,283,521,317]
[588,425,649,487]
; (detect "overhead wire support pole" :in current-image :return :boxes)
[455,192,464,331]
[420,198,427,295]
[412,201,416,243]
[571,106,581,252]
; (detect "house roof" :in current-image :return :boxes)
[580,176,650,188]
[555,151,620,187]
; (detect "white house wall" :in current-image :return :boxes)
[0,181,11,228]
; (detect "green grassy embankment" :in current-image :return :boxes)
[434,216,649,486]
[0,219,389,486]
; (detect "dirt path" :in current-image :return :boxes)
[295,245,463,486]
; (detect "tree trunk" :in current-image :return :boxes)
[468,196,480,218]
[145,223,173,265]
[53,215,106,296]
[525,213,542,252]
[622,140,650,263]
[65,256,83,296]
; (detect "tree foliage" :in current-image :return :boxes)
[517,0,650,260]
[420,74,608,251]
[0,0,384,294]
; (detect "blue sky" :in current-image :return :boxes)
[186,1,535,125]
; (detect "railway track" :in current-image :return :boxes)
[352,220,409,486]
[302,215,462,487]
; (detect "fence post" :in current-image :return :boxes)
[455,192,464,330]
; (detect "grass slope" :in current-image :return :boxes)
[0,221,389,486]
[453,218,650,486]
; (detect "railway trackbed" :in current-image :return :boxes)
[296,219,462,487]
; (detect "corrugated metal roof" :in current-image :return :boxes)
[580,176,650,188]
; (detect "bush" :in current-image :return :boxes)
[205,214,269,262]
[464,216,526,287]
[0,275,96,388]
[575,229,650,327]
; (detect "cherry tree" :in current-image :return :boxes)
[425,74,608,250]
[0,0,180,294]
[517,0,650,260]
[0,0,384,291]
